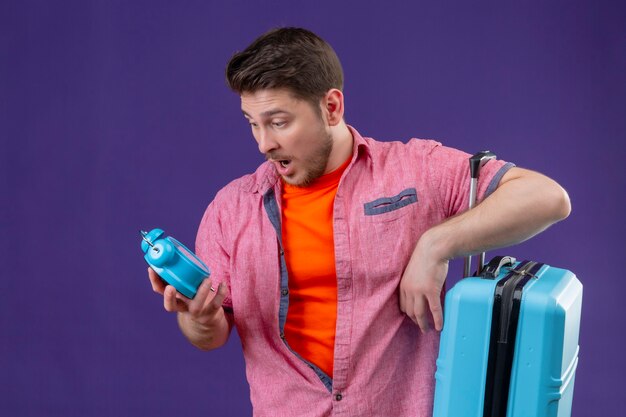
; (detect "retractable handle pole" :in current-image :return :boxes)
[463,151,496,277]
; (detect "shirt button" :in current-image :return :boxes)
[281,288,289,296]
[335,393,343,401]
[280,332,285,340]
[280,249,285,256]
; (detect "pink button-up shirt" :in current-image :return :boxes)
[196,126,511,417]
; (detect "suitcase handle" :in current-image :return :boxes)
[463,151,497,277]
[478,255,517,279]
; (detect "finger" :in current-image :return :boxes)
[187,278,214,317]
[427,291,444,331]
[195,278,215,304]
[164,285,189,313]
[148,267,166,294]
[205,282,228,313]
[413,295,431,333]
[398,287,407,314]
[401,290,420,326]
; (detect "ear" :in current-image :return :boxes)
[321,89,344,126]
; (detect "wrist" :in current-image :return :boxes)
[179,307,224,330]
[178,309,228,350]
[417,224,457,262]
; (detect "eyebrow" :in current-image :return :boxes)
[242,109,291,119]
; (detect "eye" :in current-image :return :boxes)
[248,121,258,128]
[272,121,286,128]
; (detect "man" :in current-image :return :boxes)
[148,27,571,416]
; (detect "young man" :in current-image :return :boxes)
[148,28,571,416]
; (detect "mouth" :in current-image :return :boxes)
[271,159,294,176]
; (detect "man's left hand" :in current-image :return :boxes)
[399,233,447,333]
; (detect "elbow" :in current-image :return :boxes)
[195,342,221,352]
[193,335,228,352]
[560,188,572,220]
[549,182,572,222]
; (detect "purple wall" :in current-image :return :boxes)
[2,1,625,416]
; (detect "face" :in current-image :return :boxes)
[241,89,333,187]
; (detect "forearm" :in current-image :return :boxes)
[177,309,232,351]
[400,167,570,331]
[422,168,571,261]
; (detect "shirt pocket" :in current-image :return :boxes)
[363,188,418,220]
[355,188,419,290]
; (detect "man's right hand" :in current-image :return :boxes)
[148,267,232,350]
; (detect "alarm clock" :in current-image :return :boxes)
[141,228,210,299]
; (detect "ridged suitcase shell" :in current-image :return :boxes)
[433,263,582,417]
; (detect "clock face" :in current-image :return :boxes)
[169,237,209,273]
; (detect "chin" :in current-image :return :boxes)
[283,177,304,187]
[283,174,310,187]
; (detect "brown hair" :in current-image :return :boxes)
[225,27,344,109]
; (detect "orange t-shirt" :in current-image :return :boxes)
[281,157,351,378]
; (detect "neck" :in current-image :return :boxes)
[325,121,353,174]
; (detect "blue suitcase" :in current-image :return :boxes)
[432,152,583,417]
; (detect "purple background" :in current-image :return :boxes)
[2,1,625,416]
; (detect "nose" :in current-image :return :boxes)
[256,128,279,154]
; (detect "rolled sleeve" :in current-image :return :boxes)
[423,142,514,217]
[195,198,233,311]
